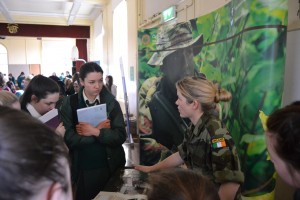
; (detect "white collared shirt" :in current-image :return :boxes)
[82,89,100,107]
[26,103,42,118]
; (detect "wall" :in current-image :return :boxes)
[1,38,30,64]
[101,0,138,116]
[287,0,300,31]
[126,0,138,114]
[138,0,229,28]
[282,0,300,106]
[0,37,76,77]
[282,30,300,106]
[0,37,41,77]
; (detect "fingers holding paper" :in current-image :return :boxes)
[96,119,111,129]
[76,122,100,137]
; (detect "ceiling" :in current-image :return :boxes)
[0,0,108,26]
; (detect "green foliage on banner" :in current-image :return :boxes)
[137,0,287,198]
[137,28,162,88]
[192,0,287,197]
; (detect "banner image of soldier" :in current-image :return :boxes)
[138,0,287,199]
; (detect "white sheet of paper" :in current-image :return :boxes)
[77,104,107,127]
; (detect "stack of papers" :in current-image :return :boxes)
[93,192,147,200]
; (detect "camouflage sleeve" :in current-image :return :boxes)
[177,133,188,161]
[211,134,244,184]
[209,120,244,184]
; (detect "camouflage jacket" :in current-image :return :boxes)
[178,112,244,186]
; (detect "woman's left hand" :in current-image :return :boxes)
[55,122,66,138]
[76,122,99,137]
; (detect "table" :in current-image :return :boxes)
[92,168,148,200]
[93,142,148,199]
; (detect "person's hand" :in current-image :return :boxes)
[96,119,111,129]
[143,116,152,129]
[55,122,65,138]
[134,165,153,173]
[76,122,99,137]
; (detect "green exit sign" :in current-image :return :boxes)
[161,6,176,23]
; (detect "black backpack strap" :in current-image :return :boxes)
[68,93,80,184]
[70,93,79,125]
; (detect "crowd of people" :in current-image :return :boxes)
[0,65,124,200]
[0,62,299,200]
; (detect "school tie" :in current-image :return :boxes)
[86,99,99,107]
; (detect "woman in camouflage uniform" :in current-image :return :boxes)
[135,76,244,200]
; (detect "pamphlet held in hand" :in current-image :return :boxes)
[38,109,60,130]
[77,104,107,127]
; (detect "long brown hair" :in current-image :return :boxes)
[147,168,220,200]
[266,105,300,171]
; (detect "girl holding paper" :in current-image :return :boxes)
[60,62,126,200]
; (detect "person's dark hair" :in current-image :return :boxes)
[20,75,60,109]
[290,101,300,106]
[0,74,5,87]
[6,81,16,93]
[266,105,300,171]
[0,106,70,200]
[72,72,80,85]
[79,62,103,81]
[146,169,220,200]
[106,75,113,91]
[49,75,65,96]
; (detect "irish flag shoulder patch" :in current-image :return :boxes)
[212,137,227,149]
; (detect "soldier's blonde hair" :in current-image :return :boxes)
[176,76,231,112]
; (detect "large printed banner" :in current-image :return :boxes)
[138,0,287,199]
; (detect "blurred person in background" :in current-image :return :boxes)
[0,73,11,92]
[6,81,16,93]
[8,73,16,85]
[0,91,20,109]
[17,72,25,89]
[105,75,117,97]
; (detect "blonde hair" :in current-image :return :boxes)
[176,76,231,112]
[0,91,19,107]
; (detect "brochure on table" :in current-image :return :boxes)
[93,191,147,200]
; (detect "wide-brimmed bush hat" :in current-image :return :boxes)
[147,21,203,66]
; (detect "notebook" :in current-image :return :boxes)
[77,103,107,127]
[38,109,60,130]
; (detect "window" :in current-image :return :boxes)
[113,0,128,99]
[0,44,8,76]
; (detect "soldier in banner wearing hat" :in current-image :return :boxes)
[139,21,205,163]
